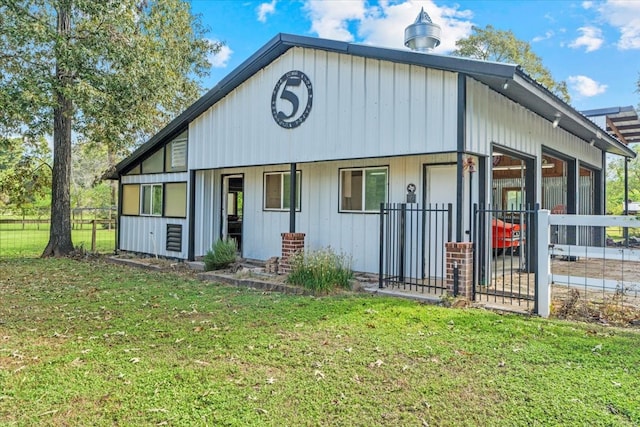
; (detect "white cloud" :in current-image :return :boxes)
[567,75,607,97]
[569,26,604,52]
[208,41,233,68]
[304,0,474,53]
[596,0,640,50]
[304,0,367,42]
[257,0,277,23]
[581,1,594,10]
[532,30,555,43]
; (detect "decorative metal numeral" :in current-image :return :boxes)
[277,77,301,121]
[271,70,313,129]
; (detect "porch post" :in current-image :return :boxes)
[536,209,551,318]
[566,159,577,245]
[290,162,296,233]
[116,180,123,253]
[188,169,196,261]
[280,232,305,274]
[445,242,473,299]
[624,158,629,244]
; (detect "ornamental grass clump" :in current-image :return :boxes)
[286,247,354,293]
[203,238,237,271]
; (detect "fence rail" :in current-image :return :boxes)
[531,212,640,317]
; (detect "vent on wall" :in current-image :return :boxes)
[166,224,182,252]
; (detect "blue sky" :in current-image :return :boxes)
[189,0,640,112]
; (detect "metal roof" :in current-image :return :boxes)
[110,33,635,178]
[582,106,640,145]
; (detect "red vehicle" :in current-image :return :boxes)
[492,218,522,255]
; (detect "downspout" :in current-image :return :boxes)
[116,179,123,253]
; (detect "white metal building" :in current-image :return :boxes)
[110,33,635,273]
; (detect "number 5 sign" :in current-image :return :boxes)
[271,70,313,129]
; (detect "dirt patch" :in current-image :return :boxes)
[551,256,640,284]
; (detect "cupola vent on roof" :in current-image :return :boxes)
[404,7,441,53]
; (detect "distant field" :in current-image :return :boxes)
[607,226,640,241]
[0,220,116,257]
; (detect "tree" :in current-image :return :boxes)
[0,0,220,256]
[0,136,52,214]
[607,146,640,215]
[71,141,112,208]
[453,25,570,103]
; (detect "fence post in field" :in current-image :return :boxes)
[536,209,551,318]
[91,219,97,252]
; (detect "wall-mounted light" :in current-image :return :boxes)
[590,139,595,147]
[502,80,509,90]
[552,113,561,129]
[596,130,602,139]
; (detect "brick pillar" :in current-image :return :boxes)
[445,242,474,300]
[280,233,305,274]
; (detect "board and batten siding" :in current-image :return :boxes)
[119,172,189,259]
[465,78,601,168]
[189,47,458,170]
[193,153,455,273]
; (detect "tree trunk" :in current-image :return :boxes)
[42,4,74,257]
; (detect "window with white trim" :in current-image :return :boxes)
[340,167,388,212]
[264,171,301,211]
[141,184,163,216]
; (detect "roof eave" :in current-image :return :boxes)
[510,72,635,158]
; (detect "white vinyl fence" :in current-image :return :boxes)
[537,211,640,317]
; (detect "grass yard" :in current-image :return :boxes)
[0,223,116,257]
[1,258,638,426]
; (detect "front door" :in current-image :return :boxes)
[423,164,457,278]
[222,175,243,253]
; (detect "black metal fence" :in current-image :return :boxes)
[379,203,452,294]
[473,204,538,310]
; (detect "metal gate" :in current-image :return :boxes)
[473,204,538,310]
[379,203,452,295]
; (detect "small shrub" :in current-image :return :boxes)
[286,248,353,293]
[203,239,237,271]
[554,288,582,319]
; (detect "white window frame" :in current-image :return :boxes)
[263,171,301,211]
[140,183,163,216]
[339,166,388,213]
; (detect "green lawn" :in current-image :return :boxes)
[1,258,638,426]
[0,223,115,257]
